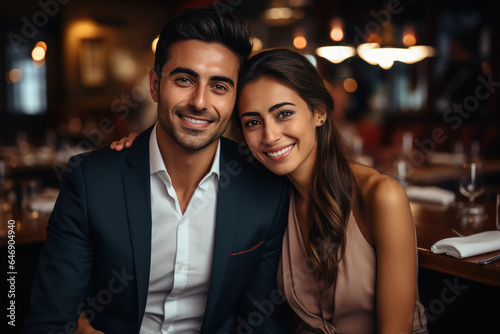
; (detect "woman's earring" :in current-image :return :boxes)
[320,119,325,124]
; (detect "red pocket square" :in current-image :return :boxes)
[230,241,263,256]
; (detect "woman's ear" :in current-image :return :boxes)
[314,108,327,127]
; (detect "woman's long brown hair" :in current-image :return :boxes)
[235,49,354,287]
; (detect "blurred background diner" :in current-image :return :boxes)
[1,0,499,333]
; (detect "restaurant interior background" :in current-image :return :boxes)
[1,0,499,332]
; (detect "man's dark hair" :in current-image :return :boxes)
[154,7,252,80]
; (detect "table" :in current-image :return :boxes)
[412,200,500,287]
[2,197,500,288]
[0,207,50,247]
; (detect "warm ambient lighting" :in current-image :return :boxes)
[316,46,355,64]
[262,0,305,26]
[343,78,357,93]
[36,41,47,52]
[293,36,307,49]
[251,37,263,53]
[357,43,435,69]
[330,18,344,42]
[316,18,355,64]
[151,36,159,53]
[265,7,293,20]
[6,69,22,83]
[357,23,435,69]
[293,29,307,49]
[32,46,46,61]
[402,25,417,47]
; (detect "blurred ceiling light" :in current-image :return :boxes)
[263,0,304,26]
[251,37,263,53]
[357,23,435,69]
[316,46,355,64]
[265,7,293,20]
[330,18,344,42]
[293,35,307,49]
[152,36,159,54]
[32,46,46,61]
[68,19,100,39]
[6,69,22,83]
[293,29,307,49]
[402,25,417,47]
[316,18,355,64]
[35,41,47,52]
[343,78,357,93]
[357,43,435,69]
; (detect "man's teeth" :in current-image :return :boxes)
[267,145,293,157]
[181,115,210,124]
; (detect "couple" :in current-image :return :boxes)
[24,7,427,334]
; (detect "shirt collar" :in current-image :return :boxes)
[149,122,220,183]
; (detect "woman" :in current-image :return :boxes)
[110,49,427,333]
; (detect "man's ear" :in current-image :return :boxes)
[149,68,159,103]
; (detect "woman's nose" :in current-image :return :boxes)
[262,122,280,144]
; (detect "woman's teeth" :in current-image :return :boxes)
[267,145,293,157]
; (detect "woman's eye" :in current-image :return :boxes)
[244,120,261,127]
[277,110,294,119]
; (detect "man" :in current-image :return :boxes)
[23,8,290,334]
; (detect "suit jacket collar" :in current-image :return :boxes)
[201,138,244,332]
[122,125,154,328]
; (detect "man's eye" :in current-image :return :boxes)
[213,84,228,92]
[176,77,192,85]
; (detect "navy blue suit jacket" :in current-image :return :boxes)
[23,127,290,333]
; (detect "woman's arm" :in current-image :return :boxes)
[366,176,417,334]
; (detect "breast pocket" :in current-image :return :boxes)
[227,240,264,266]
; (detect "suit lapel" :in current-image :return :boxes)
[201,139,242,332]
[121,127,154,328]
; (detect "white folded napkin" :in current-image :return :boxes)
[431,230,500,259]
[405,186,455,205]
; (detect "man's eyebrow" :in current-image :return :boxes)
[210,75,234,88]
[240,102,296,119]
[169,68,234,87]
[169,67,199,78]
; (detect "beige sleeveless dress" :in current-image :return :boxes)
[277,195,428,334]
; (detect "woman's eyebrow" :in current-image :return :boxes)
[268,102,295,112]
[240,102,296,119]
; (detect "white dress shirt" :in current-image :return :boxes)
[140,124,219,333]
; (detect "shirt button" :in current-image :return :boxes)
[163,325,169,331]
[180,219,185,224]
[178,265,183,270]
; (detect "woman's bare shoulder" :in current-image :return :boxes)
[351,163,408,210]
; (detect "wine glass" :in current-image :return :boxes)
[459,162,485,216]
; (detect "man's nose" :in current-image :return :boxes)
[188,85,208,111]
